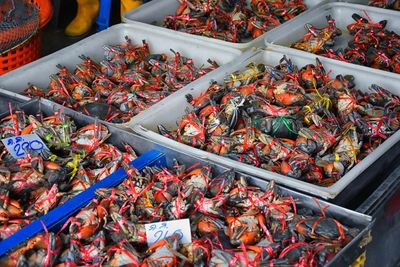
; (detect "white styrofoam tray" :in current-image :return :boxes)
[123,0,329,51]
[265,2,400,75]
[0,23,242,130]
[132,47,400,200]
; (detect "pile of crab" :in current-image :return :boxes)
[291,13,400,73]
[369,0,400,10]
[0,110,137,241]
[0,162,359,266]
[164,0,308,42]
[158,56,400,186]
[24,36,219,123]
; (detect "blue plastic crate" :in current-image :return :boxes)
[0,150,166,257]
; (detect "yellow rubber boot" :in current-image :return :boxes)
[121,0,142,18]
[65,0,100,37]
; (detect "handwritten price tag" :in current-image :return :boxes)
[145,218,192,246]
[1,134,48,159]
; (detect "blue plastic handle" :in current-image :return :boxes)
[0,150,167,257]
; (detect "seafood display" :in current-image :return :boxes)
[0,109,137,241]
[1,1,396,263]
[164,0,308,42]
[369,0,400,10]
[291,13,400,73]
[23,36,219,123]
[157,56,400,186]
[0,162,361,266]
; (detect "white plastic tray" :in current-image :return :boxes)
[123,0,329,51]
[265,2,400,74]
[0,23,242,130]
[132,48,400,200]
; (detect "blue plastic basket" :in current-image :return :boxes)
[0,150,166,257]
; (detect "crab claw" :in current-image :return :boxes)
[351,13,368,23]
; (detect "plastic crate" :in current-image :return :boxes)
[0,23,241,130]
[122,0,329,51]
[132,48,400,202]
[264,2,400,75]
[357,162,400,266]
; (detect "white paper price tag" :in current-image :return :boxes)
[1,134,48,159]
[145,218,192,246]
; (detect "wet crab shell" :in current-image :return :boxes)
[295,216,352,243]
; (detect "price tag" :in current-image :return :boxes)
[145,218,192,246]
[1,134,48,159]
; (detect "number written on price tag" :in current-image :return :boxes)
[145,218,191,246]
[1,134,48,159]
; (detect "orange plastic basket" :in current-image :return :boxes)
[0,0,53,75]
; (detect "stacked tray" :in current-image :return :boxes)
[122,0,329,50]
[131,48,400,202]
[0,101,373,267]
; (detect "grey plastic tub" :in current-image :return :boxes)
[0,23,241,130]
[264,2,400,75]
[132,48,400,201]
[3,101,373,267]
[0,89,30,115]
[356,160,400,267]
[123,0,328,51]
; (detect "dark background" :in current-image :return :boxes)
[42,0,151,55]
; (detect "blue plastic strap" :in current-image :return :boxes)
[0,150,167,257]
[96,0,112,31]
